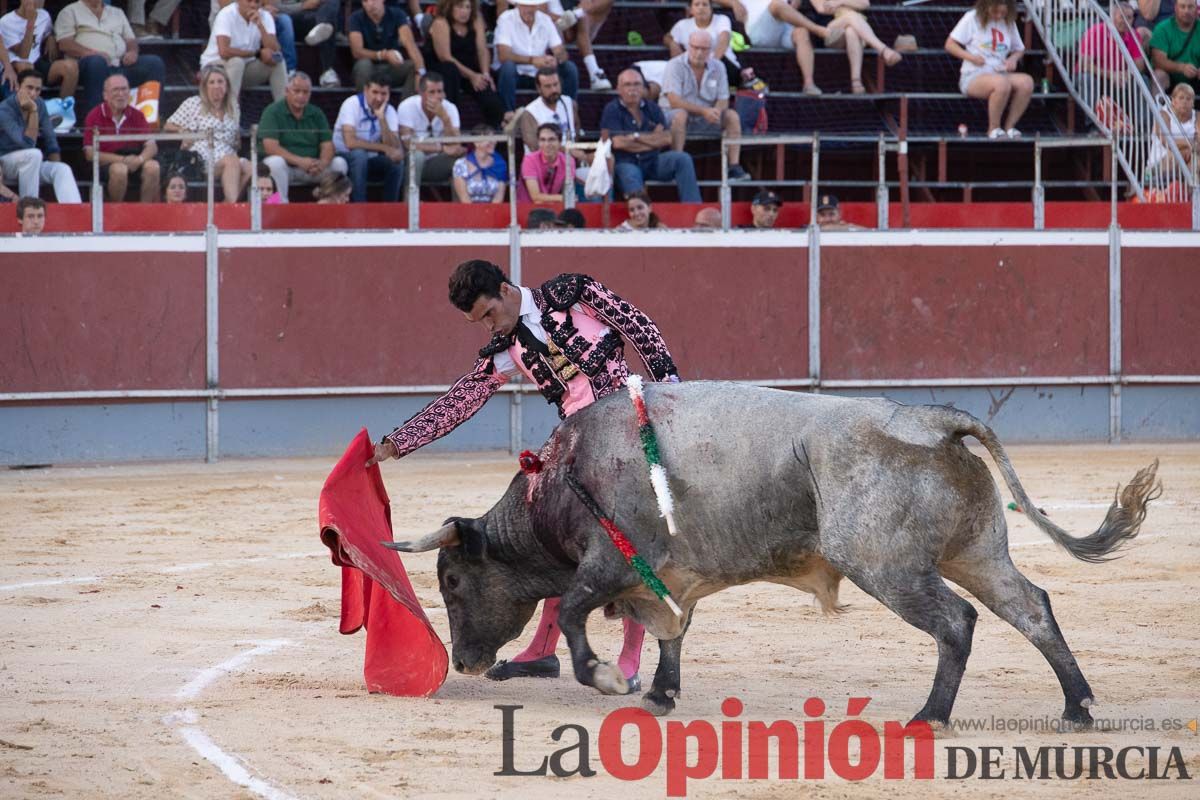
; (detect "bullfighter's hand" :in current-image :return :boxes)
[366,439,397,467]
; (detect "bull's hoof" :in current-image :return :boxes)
[641,691,676,717]
[1062,704,1094,730]
[591,662,628,695]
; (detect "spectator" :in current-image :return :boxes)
[201,0,286,103]
[258,70,348,203]
[945,0,1032,140]
[1079,2,1146,84]
[210,0,299,75]
[0,69,81,202]
[815,193,863,229]
[525,206,560,227]
[0,165,16,200]
[333,69,405,202]
[126,0,180,39]
[662,30,749,181]
[499,0,612,90]
[1134,0,1176,50]
[666,0,740,89]
[451,123,508,203]
[274,0,339,88]
[255,162,283,203]
[494,0,578,112]
[557,207,585,227]
[518,67,603,185]
[1,0,78,99]
[349,0,424,96]
[397,71,465,187]
[83,73,159,203]
[600,68,701,202]
[738,189,781,228]
[424,0,504,127]
[1146,82,1196,180]
[1149,0,1200,90]
[693,206,721,227]
[313,170,352,202]
[519,121,568,202]
[16,194,44,233]
[615,190,666,229]
[163,171,187,202]
[164,63,252,202]
[54,0,166,114]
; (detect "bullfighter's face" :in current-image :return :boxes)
[464,282,522,337]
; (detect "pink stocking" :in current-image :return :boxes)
[617,618,645,679]
[512,597,562,662]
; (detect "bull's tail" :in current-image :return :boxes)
[946,410,1162,563]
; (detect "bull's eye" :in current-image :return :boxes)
[445,574,461,591]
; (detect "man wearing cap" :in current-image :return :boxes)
[367,259,681,695]
[816,193,863,230]
[741,188,781,228]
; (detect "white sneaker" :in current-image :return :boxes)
[319,67,340,88]
[1006,127,1023,140]
[988,127,1005,140]
[590,70,612,91]
[556,10,578,31]
[305,22,334,46]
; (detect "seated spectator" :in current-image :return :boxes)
[1134,0,1176,50]
[255,162,283,203]
[333,70,404,202]
[600,69,700,202]
[1146,82,1196,180]
[519,67,602,184]
[945,0,1032,140]
[397,71,465,186]
[126,0,180,39]
[815,193,863,230]
[1079,2,1147,86]
[258,70,348,203]
[615,190,666,229]
[424,0,504,127]
[451,124,508,202]
[0,165,16,200]
[349,0,424,96]
[201,0,286,103]
[16,194,44,233]
[164,63,252,202]
[499,0,612,90]
[54,0,166,115]
[273,0,339,88]
[0,69,81,202]
[693,206,721,227]
[1,0,78,99]
[519,121,568,202]
[557,207,585,227]
[83,73,160,203]
[494,0,578,112]
[662,31,749,181]
[313,170,352,202]
[525,206,560,227]
[741,189,780,228]
[1149,0,1200,90]
[163,171,188,202]
[666,0,740,89]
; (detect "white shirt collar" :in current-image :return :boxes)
[517,285,538,319]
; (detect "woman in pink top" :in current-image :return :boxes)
[519,122,569,203]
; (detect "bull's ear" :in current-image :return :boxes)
[382,521,461,552]
[458,519,487,562]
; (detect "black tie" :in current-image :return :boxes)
[514,321,551,357]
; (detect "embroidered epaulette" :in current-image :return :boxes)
[540,273,593,311]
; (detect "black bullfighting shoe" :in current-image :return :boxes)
[485,655,560,681]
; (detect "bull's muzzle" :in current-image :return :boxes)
[453,653,496,676]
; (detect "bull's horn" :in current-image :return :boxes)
[381,522,461,552]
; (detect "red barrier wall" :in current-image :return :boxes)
[820,245,1110,380]
[0,251,205,392]
[1122,247,1200,375]
[217,243,509,387]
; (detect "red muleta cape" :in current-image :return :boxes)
[318,428,448,696]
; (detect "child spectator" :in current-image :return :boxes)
[16,193,44,233]
[255,162,283,203]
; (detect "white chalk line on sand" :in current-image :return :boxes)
[164,639,298,800]
[0,550,327,593]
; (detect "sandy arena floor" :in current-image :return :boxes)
[0,443,1197,799]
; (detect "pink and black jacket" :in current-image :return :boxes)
[384,274,679,458]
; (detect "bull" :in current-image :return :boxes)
[386,382,1160,727]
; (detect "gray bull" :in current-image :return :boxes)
[387,382,1160,727]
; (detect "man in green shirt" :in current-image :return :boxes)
[1150,0,1200,88]
[257,70,347,202]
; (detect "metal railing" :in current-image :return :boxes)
[89,130,214,232]
[402,132,518,232]
[1029,0,1198,203]
[1034,134,1119,227]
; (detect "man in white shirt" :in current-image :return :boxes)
[1,0,77,98]
[201,0,286,103]
[396,71,465,186]
[333,69,404,201]
[518,66,594,183]
[499,0,612,90]
[54,0,166,114]
[494,0,578,112]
